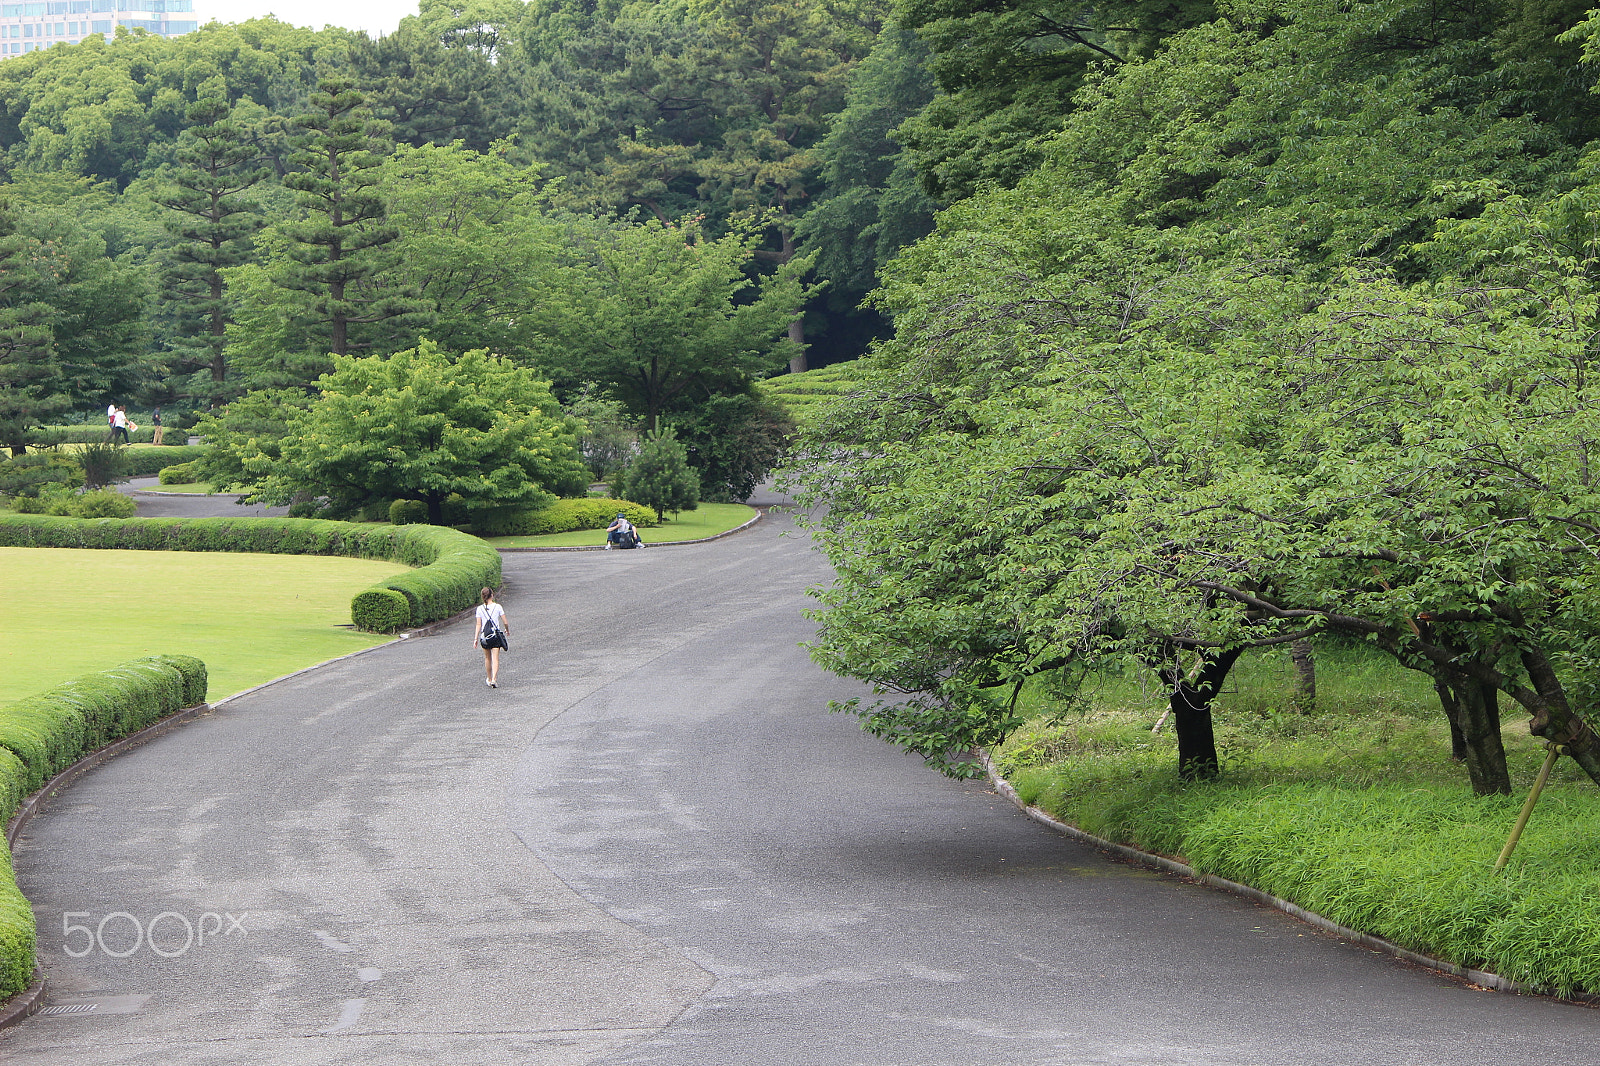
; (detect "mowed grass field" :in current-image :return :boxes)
[0,547,409,705]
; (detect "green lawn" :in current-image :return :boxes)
[145,482,217,494]
[0,546,406,704]
[481,502,758,548]
[990,642,1600,995]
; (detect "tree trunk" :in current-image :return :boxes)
[1519,648,1600,788]
[1289,638,1315,712]
[1434,675,1469,762]
[1433,672,1511,795]
[1160,647,1244,781]
[788,315,807,374]
[426,495,443,525]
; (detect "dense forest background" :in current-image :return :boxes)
[1,0,1599,447]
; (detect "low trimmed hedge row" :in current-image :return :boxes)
[118,445,208,479]
[0,515,502,633]
[0,654,208,1000]
[478,497,658,537]
[31,425,189,447]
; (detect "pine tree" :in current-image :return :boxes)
[158,97,268,401]
[0,204,59,455]
[616,429,700,518]
[282,77,424,367]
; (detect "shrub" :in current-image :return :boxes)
[351,588,411,632]
[0,452,83,498]
[615,429,699,518]
[476,497,658,536]
[54,490,138,519]
[158,461,201,485]
[389,499,428,525]
[0,839,32,999]
[77,441,124,490]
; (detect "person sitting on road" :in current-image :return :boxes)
[605,514,643,549]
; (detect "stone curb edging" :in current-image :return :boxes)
[0,607,473,1030]
[496,510,762,552]
[0,970,45,1030]
[980,752,1600,1008]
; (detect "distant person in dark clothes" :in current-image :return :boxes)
[474,587,509,687]
[606,514,643,549]
[151,406,163,445]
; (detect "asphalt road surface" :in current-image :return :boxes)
[4,498,1599,1064]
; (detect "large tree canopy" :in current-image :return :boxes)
[243,340,589,523]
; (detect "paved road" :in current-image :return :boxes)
[4,497,1599,1064]
[120,478,290,519]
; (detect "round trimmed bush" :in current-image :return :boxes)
[351,588,411,632]
[389,499,429,526]
[158,461,200,485]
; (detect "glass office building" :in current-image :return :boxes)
[0,0,199,56]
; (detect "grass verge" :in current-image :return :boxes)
[139,482,215,494]
[992,643,1600,997]
[0,546,402,704]
[481,501,757,548]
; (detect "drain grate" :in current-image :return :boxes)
[39,1003,98,1016]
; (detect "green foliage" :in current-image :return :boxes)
[0,451,82,498]
[351,587,411,632]
[55,489,139,519]
[615,429,700,518]
[668,392,794,503]
[563,386,636,483]
[0,831,33,999]
[0,200,146,452]
[275,76,422,369]
[239,341,588,524]
[117,445,208,478]
[475,497,658,536]
[756,362,864,428]
[0,513,501,631]
[156,96,269,402]
[389,499,429,525]
[531,217,812,427]
[190,388,313,492]
[158,461,201,485]
[75,441,124,490]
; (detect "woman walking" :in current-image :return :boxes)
[474,587,509,687]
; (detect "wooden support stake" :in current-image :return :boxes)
[1495,742,1560,873]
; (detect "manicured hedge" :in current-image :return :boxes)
[389,499,427,525]
[0,653,208,1001]
[477,497,658,537]
[118,445,208,478]
[0,514,501,632]
[157,460,201,485]
[31,425,189,447]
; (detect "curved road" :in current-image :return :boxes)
[4,495,1599,1064]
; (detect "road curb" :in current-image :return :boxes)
[496,509,762,552]
[980,752,1600,1008]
